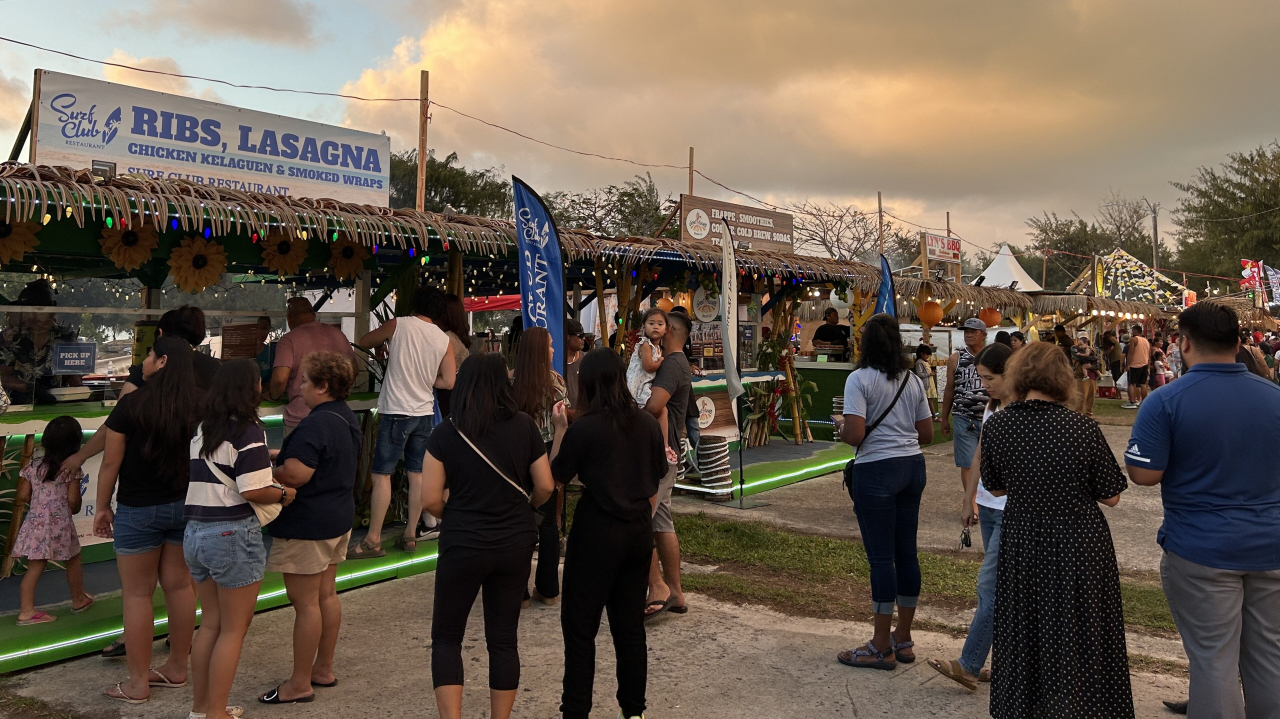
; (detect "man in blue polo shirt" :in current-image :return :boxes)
[1125,302,1280,718]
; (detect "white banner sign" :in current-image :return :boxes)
[923,232,961,263]
[31,70,390,206]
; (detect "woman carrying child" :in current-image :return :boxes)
[12,416,94,625]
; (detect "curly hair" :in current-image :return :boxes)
[1005,341,1075,404]
[302,351,356,400]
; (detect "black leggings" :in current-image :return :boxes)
[431,543,534,690]
[534,487,561,598]
[559,502,653,719]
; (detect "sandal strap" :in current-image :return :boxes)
[891,637,914,650]
[852,641,894,660]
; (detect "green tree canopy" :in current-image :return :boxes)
[388,149,512,218]
[1173,142,1280,287]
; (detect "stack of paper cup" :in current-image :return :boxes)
[698,435,732,487]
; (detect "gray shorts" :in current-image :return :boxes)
[652,463,678,533]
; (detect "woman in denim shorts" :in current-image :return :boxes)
[95,337,202,704]
[186,360,293,719]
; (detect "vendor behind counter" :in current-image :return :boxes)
[0,279,80,405]
[810,307,851,362]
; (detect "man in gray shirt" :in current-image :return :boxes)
[643,310,693,618]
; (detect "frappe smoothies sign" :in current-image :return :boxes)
[29,69,390,206]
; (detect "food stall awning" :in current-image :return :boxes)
[464,295,520,312]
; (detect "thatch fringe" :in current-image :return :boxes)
[0,162,1029,313]
[1201,296,1278,328]
[1030,292,1172,320]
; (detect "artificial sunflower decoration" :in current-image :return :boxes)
[260,233,309,276]
[328,238,370,281]
[99,221,159,270]
[0,221,41,266]
[167,236,228,293]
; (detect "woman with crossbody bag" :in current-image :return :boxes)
[832,314,934,671]
[185,360,294,719]
[423,353,555,719]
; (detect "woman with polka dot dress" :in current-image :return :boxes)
[978,342,1133,719]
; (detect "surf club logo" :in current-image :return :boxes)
[49,93,122,147]
[685,208,711,240]
[518,207,552,326]
[518,207,552,250]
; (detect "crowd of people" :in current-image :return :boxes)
[7,287,697,719]
[838,303,1280,718]
[9,282,1280,718]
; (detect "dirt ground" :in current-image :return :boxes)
[675,424,1166,574]
[5,568,1187,719]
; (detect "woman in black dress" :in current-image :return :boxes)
[979,341,1132,719]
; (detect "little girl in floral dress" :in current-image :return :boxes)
[12,416,94,625]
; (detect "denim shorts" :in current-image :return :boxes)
[952,415,983,468]
[183,515,267,589]
[371,413,433,475]
[114,500,187,556]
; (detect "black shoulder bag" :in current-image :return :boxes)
[842,373,914,493]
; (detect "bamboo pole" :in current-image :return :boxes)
[1,435,36,578]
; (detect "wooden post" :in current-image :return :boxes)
[877,191,884,255]
[594,259,609,349]
[447,250,463,296]
[688,147,694,196]
[1042,251,1048,289]
[416,70,429,212]
[920,232,929,279]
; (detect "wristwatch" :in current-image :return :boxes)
[270,482,287,504]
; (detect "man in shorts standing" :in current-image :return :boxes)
[643,310,693,619]
[940,318,989,506]
[1124,325,1150,409]
[349,286,456,558]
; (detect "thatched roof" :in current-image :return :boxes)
[1201,296,1279,328]
[1029,292,1173,320]
[0,162,1028,313]
[895,278,1031,320]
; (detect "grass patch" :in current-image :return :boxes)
[1091,398,1136,426]
[673,512,1174,634]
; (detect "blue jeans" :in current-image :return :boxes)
[184,515,267,589]
[371,413,433,474]
[113,500,187,556]
[959,505,1003,676]
[848,454,926,614]
[952,415,982,468]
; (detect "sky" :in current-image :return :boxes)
[4,0,1280,260]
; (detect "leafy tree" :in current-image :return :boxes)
[1023,212,1114,291]
[544,173,678,238]
[1173,142,1280,289]
[388,149,512,218]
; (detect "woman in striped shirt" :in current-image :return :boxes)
[185,360,295,719]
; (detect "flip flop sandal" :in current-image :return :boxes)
[345,540,384,560]
[101,639,126,657]
[668,603,688,614]
[926,658,978,691]
[979,668,991,682]
[148,668,187,688]
[890,636,915,663]
[311,679,338,688]
[105,683,148,704]
[71,594,96,614]
[836,642,897,671]
[259,686,315,704]
[643,597,675,622]
[16,611,57,626]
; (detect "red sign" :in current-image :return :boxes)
[1183,290,1197,308]
[924,233,961,263]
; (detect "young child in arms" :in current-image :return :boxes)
[627,308,679,463]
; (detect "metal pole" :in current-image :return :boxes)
[1152,208,1160,271]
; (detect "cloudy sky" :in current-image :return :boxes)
[4,0,1280,257]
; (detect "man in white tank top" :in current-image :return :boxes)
[348,286,457,558]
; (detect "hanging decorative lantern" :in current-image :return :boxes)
[979,307,1002,328]
[657,297,675,312]
[918,300,944,327]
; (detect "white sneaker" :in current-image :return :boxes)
[1121,403,1138,409]
[618,712,645,719]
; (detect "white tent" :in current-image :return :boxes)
[972,244,1041,291]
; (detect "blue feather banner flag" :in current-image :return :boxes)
[875,254,897,316]
[512,176,566,374]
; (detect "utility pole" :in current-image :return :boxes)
[1042,251,1048,289]
[877,191,884,255]
[416,71,429,212]
[688,147,694,196]
[1143,198,1161,271]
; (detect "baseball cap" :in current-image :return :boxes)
[565,318,584,336]
[962,318,988,331]
[1076,332,1089,340]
